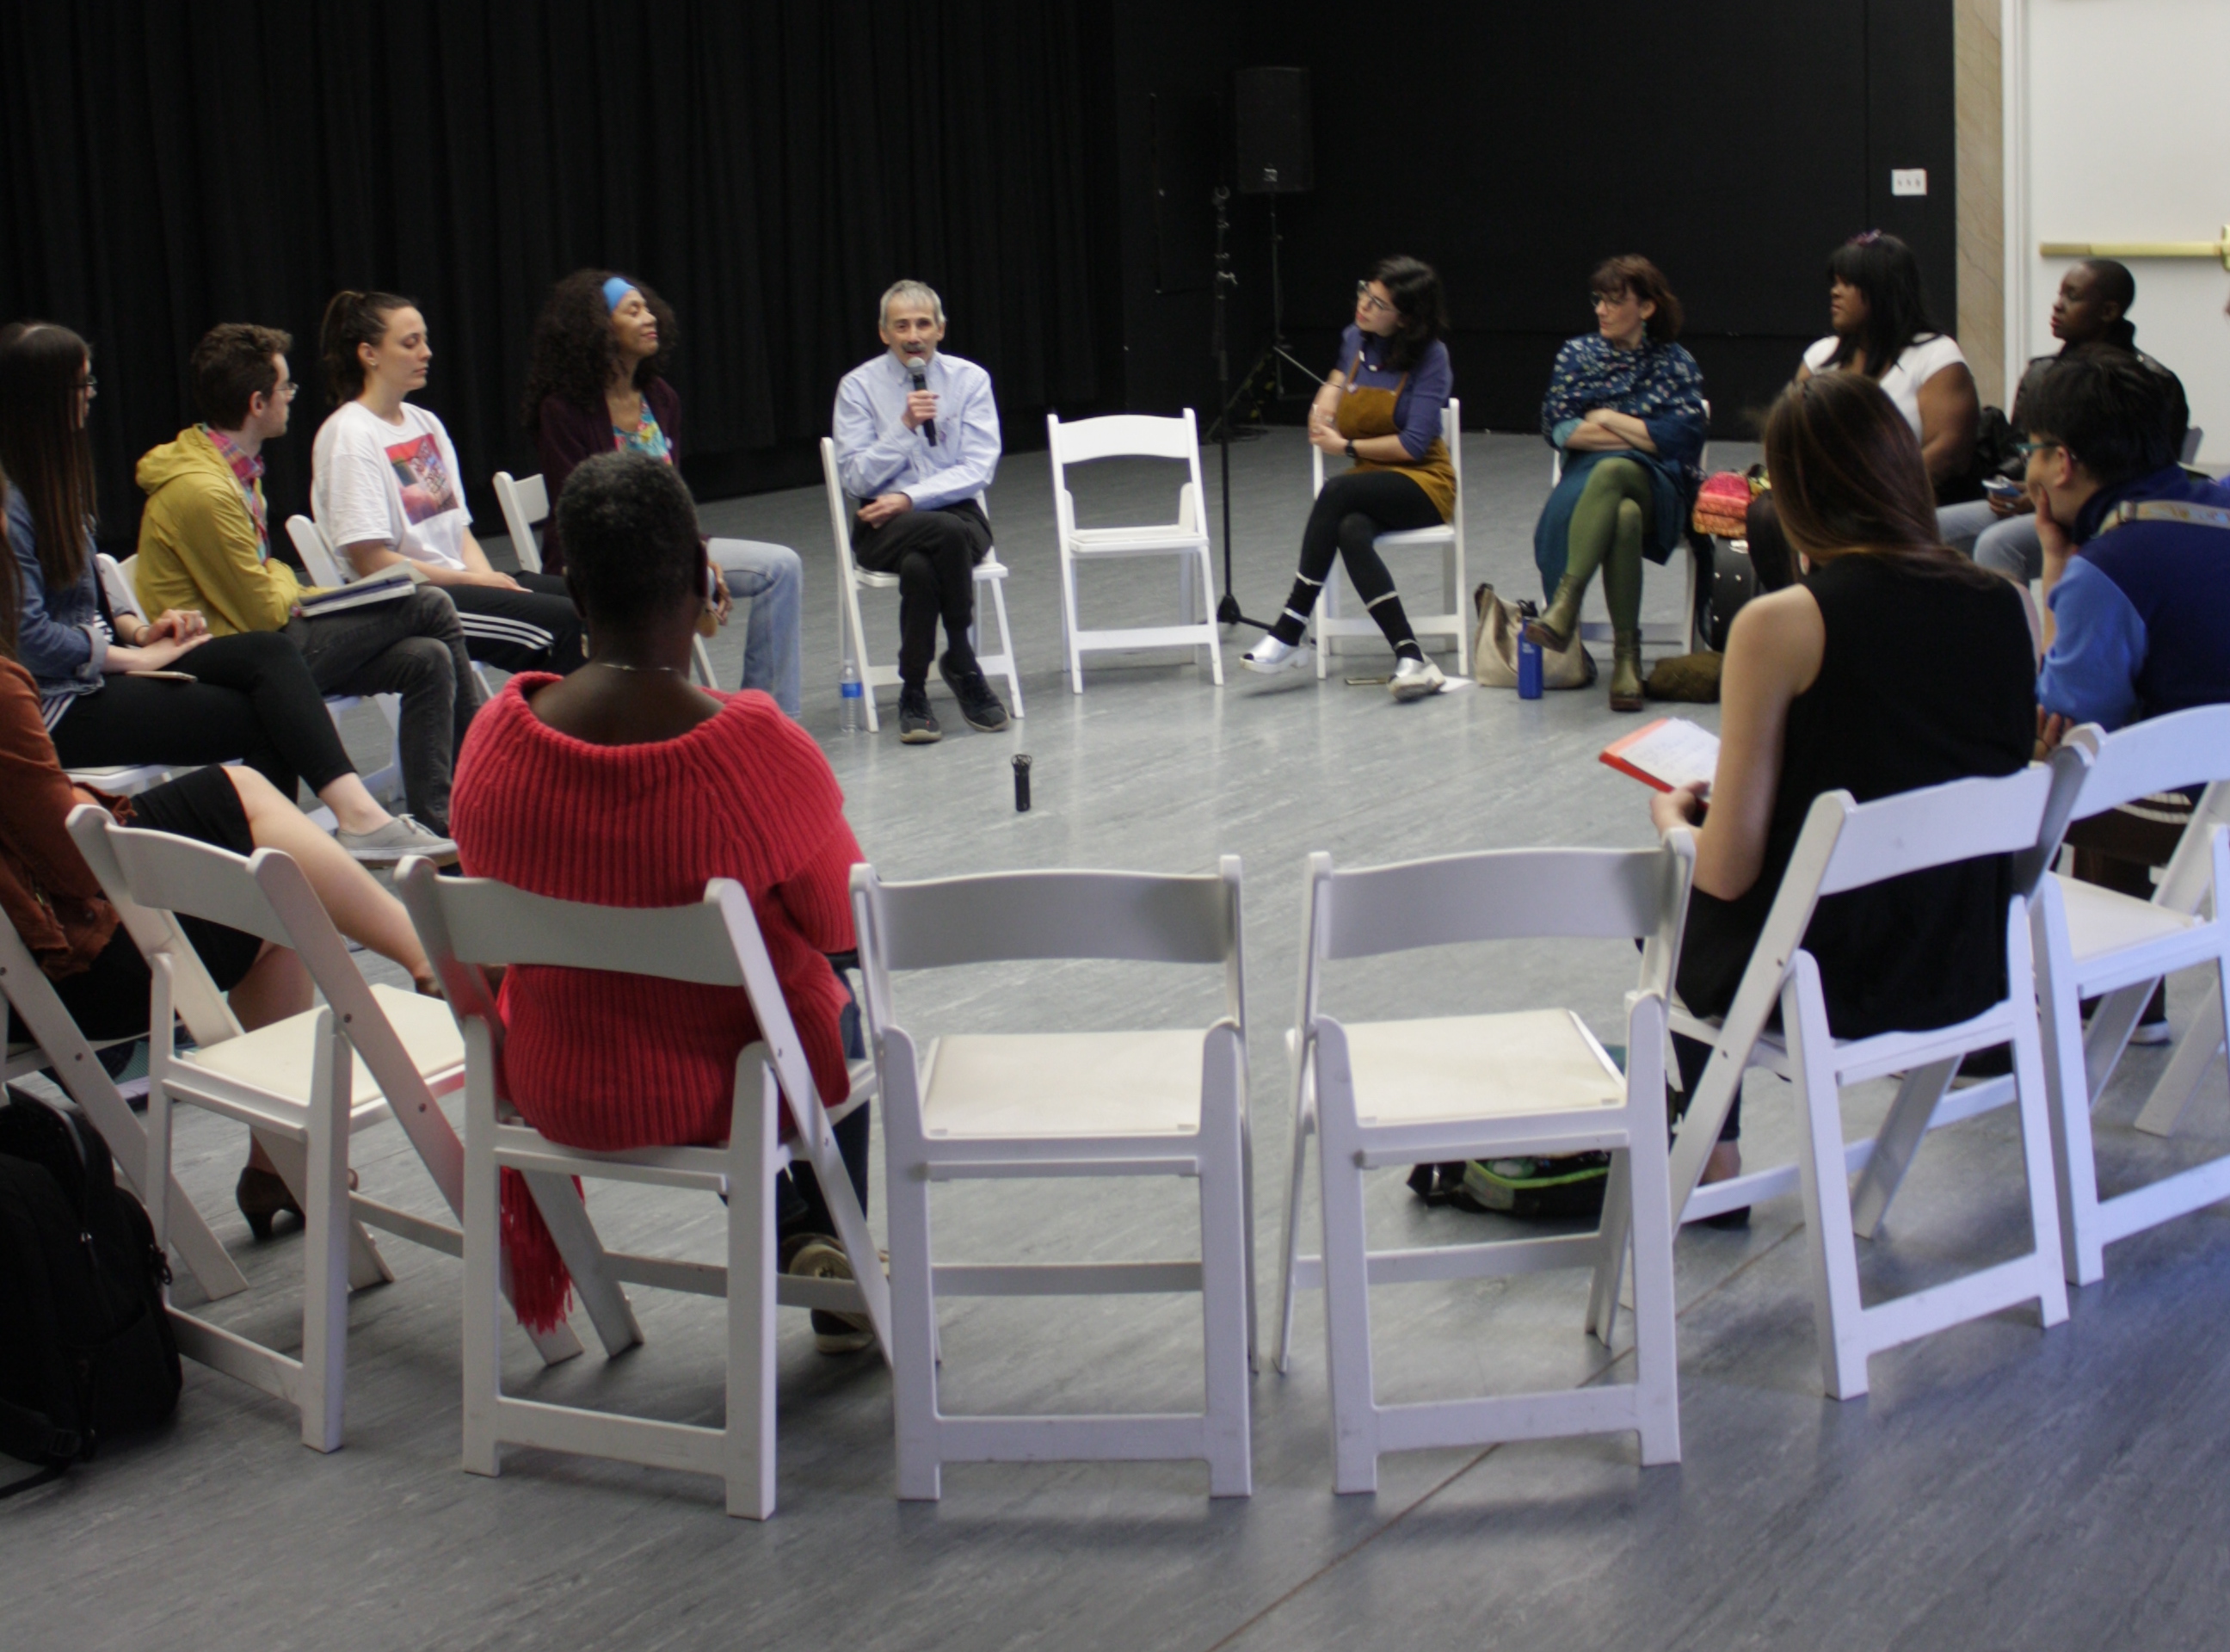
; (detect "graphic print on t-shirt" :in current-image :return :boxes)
[386,433,459,526]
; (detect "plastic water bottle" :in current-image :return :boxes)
[1516,601,1544,700]
[839,657,864,732]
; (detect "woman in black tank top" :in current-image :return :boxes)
[1652,373,2036,1193]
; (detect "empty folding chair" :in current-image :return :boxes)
[1308,399,1468,677]
[65,808,590,1452]
[1643,769,2074,1398]
[819,438,1021,730]
[1046,410,1223,692]
[493,471,717,687]
[1274,842,1688,1494]
[397,860,888,1519]
[851,857,1253,1499]
[2029,706,2230,1284]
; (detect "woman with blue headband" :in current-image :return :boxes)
[521,270,804,716]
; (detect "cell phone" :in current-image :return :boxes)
[125,669,197,681]
[1982,477,2024,501]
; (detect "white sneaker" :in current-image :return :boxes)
[1389,657,1445,700]
[335,814,459,866]
[2128,1018,2171,1046]
[1242,634,1311,675]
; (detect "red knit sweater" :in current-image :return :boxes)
[451,678,860,1148]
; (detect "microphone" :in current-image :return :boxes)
[905,354,936,447]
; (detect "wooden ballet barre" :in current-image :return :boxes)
[2039,227,2230,271]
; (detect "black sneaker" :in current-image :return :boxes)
[897,684,941,744]
[939,652,1009,732]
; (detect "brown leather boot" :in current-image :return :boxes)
[1524,574,1586,653]
[1609,630,1645,712]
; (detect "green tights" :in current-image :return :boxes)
[1563,457,1654,632]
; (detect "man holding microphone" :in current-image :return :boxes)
[832,279,1007,743]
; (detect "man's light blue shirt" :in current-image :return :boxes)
[832,349,1001,513]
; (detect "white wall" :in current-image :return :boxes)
[2007,0,2230,466]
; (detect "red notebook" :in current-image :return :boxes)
[1600,717,1720,793]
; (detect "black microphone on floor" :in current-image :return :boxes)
[905,354,936,447]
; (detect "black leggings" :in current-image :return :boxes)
[48,630,354,803]
[1270,469,1442,652]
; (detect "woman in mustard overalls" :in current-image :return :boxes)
[1242,256,1455,700]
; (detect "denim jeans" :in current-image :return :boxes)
[1937,498,2044,582]
[709,538,804,717]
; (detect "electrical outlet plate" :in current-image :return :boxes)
[1890,168,1928,197]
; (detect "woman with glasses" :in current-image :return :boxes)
[1526,256,1708,712]
[1242,256,1455,700]
[520,269,804,716]
[0,320,448,862]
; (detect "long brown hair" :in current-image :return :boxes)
[0,322,99,592]
[1763,372,1997,585]
[1591,255,1684,342]
[319,289,414,407]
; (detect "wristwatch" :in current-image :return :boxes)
[1345,439,1358,459]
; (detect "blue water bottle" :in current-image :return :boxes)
[838,656,865,732]
[1516,601,1544,700]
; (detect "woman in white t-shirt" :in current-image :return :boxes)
[1746,233,1983,584]
[1793,232,1979,495]
[310,292,583,676]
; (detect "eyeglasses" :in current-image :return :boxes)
[1589,291,1631,310]
[2013,440,2063,457]
[76,374,97,394]
[274,380,299,398]
[1354,280,1391,316]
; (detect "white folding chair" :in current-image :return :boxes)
[65,808,590,1452]
[1644,769,2075,1398]
[1274,843,1688,1494]
[2030,707,2230,1285]
[397,859,889,1519]
[493,471,717,687]
[1307,399,1468,677]
[851,858,1253,1500]
[1549,401,1712,653]
[1046,410,1223,693]
[819,438,1021,731]
[0,908,246,1306]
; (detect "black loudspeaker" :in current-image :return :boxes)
[1234,67,1311,194]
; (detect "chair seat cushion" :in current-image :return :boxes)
[1337,1008,1623,1125]
[176,983,463,1112]
[1066,527,1206,552]
[921,1029,1204,1137]
[2056,873,2200,962]
[1371,526,1455,549]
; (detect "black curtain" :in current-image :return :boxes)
[0,1,1107,549]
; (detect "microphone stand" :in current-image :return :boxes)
[1210,186,1275,632]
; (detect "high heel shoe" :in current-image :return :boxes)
[234,1164,359,1240]
[236,1166,300,1241]
[1523,573,1586,654]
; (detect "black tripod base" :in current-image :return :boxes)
[1217,592,1272,632]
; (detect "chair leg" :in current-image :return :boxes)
[1315,1053,1379,1493]
[843,578,880,733]
[724,1064,779,1519]
[1062,547,1085,694]
[887,1111,943,1500]
[1783,965,1872,1401]
[1849,1057,1959,1239]
[1274,1059,1315,1374]
[299,1023,352,1452]
[2006,915,2072,1328]
[986,573,1024,717]
[2135,977,2226,1137]
[1197,1032,1253,1496]
[262,1131,391,1292]
[1622,1136,1682,1465]
[2036,892,2107,1285]
[461,1065,502,1477]
[520,1168,644,1356]
[1586,1150,1631,1349]
[1196,547,1224,685]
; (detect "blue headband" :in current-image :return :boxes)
[602,276,638,312]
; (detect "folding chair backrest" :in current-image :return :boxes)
[1047,410,1203,536]
[287,515,349,587]
[857,862,1236,971]
[398,861,820,1126]
[1812,767,2054,899]
[492,472,551,575]
[65,807,254,1047]
[2071,704,2230,823]
[1309,843,1688,960]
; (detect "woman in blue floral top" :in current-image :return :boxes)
[1528,256,1707,710]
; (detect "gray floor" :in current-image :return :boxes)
[16,433,2230,1651]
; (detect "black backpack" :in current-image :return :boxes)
[0,1092,182,1496]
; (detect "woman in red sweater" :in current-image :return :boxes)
[448,451,868,1347]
